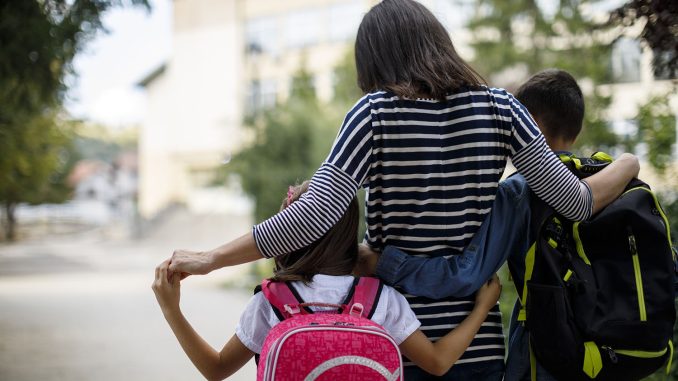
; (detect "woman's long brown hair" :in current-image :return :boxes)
[355,0,485,100]
[271,181,359,283]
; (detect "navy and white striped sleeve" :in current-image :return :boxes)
[253,96,373,258]
[505,92,593,221]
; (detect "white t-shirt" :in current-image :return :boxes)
[235,274,421,354]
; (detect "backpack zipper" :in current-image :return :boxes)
[622,187,674,259]
[628,232,647,321]
[603,342,674,376]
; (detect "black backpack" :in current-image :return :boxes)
[514,152,676,381]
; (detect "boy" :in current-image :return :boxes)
[356,69,640,380]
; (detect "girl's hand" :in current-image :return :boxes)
[152,259,182,314]
[474,274,501,312]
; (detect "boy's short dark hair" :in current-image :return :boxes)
[515,69,584,142]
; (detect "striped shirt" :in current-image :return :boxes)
[253,87,593,366]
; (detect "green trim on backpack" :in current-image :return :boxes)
[615,347,668,358]
[580,342,672,379]
[629,233,647,321]
[591,152,613,163]
[530,336,537,381]
[623,186,676,260]
[518,242,537,322]
[572,222,592,265]
[583,342,603,378]
[668,341,674,375]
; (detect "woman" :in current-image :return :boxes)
[168,1,639,379]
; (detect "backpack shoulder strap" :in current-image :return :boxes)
[261,279,305,320]
[343,277,383,319]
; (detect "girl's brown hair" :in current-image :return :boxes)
[271,181,359,283]
[355,0,485,100]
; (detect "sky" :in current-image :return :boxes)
[64,0,171,128]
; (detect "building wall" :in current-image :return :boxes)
[139,0,244,218]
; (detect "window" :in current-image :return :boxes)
[247,79,277,114]
[611,37,641,83]
[246,17,279,56]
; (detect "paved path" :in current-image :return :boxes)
[0,210,258,380]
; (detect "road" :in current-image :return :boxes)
[0,210,258,380]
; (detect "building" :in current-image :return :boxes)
[137,0,475,218]
[137,0,677,218]
[137,0,245,218]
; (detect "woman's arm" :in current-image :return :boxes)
[169,96,374,276]
[153,260,254,380]
[398,275,502,376]
[169,233,262,276]
[583,152,639,214]
[504,91,637,220]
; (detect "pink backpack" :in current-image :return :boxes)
[257,277,403,381]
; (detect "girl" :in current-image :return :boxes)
[167,0,639,379]
[153,182,502,380]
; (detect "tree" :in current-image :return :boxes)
[635,94,676,174]
[606,0,677,176]
[467,0,618,153]
[609,0,678,79]
[0,0,148,240]
[223,68,336,223]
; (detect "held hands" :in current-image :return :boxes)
[474,274,502,312]
[152,259,182,314]
[168,249,215,278]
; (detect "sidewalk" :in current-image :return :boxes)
[0,209,258,380]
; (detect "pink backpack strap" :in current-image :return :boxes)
[344,277,383,319]
[261,279,305,320]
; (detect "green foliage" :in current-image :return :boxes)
[574,90,618,153]
[609,0,678,79]
[224,68,336,223]
[0,0,148,240]
[636,94,676,173]
[332,47,362,107]
[0,115,78,240]
[221,48,368,241]
[0,115,77,204]
[74,122,138,162]
[468,0,615,154]
[469,0,611,83]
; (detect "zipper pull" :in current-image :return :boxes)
[602,346,618,363]
[628,234,638,256]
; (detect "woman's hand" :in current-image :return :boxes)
[152,259,182,314]
[168,249,215,278]
[474,274,501,312]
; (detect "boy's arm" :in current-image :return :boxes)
[153,260,254,381]
[362,180,530,299]
[399,275,501,376]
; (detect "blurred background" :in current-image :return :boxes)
[0,0,676,380]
